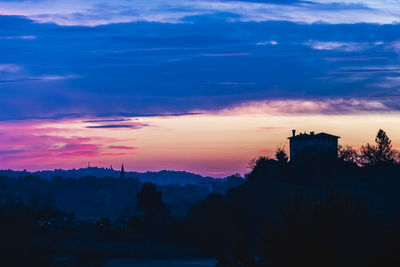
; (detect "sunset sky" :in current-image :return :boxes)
[1,0,400,176]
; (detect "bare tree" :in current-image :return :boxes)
[338,145,358,165]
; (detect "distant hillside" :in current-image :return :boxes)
[0,168,244,219]
[0,167,221,185]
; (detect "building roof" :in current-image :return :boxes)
[288,132,340,140]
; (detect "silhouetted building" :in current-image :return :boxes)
[288,130,340,162]
[120,164,125,179]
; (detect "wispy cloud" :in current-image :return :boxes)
[305,41,371,52]
[85,123,149,129]
[388,40,400,53]
[217,98,391,115]
[85,124,144,129]
[202,53,250,57]
[256,40,278,46]
[109,145,137,150]
[83,118,131,123]
[0,64,78,84]
[0,64,22,73]
[0,35,36,40]
[373,76,400,89]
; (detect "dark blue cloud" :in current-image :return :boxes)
[83,119,131,123]
[85,124,148,129]
[85,125,138,129]
[1,14,400,120]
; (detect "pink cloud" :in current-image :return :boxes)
[0,119,137,170]
[28,127,81,134]
[109,145,137,150]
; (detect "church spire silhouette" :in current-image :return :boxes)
[120,164,125,179]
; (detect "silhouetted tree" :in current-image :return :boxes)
[338,145,358,165]
[360,129,398,166]
[275,147,288,165]
[136,183,170,239]
[247,157,279,184]
[137,183,168,219]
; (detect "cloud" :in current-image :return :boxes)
[0,35,35,39]
[0,135,107,160]
[191,0,399,25]
[336,66,400,74]
[0,63,78,84]
[39,74,79,81]
[1,15,400,121]
[217,98,391,115]
[1,0,400,26]
[389,40,400,53]
[202,53,250,56]
[109,112,201,118]
[83,118,131,123]
[0,64,22,73]
[256,40,278,46]
[85,125,140,129]
[0,112,201,122]
[373,76,400,89]
[85,123,149,129]
[109,145,137,150]
[305,41,371,52]
[0,120,137,169]
[224,0,309,4]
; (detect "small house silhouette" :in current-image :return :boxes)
[288,130,340,162]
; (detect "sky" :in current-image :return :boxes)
[1,0,400,176]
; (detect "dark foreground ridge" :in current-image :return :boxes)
[0,129,400,266]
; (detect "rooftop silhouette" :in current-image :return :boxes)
[288,130,340,162]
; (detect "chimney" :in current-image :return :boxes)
[292,129,296,137]
[311,131,315,136]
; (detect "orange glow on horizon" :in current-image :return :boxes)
[1,102,400,177]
